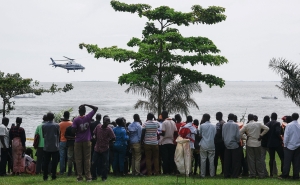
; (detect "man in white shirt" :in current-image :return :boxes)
[240,114,269,178]
[281,113,300,179]
[199,114,216,177]
[0,117,9,176]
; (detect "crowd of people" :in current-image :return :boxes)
[0,103,300,182]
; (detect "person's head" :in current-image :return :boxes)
[161,110,168,120]
[2,117,9,127]
[147,113,155,121]
[103,116,110,127]
[103,115,109,122]
[78,105,86,116]
[133,114,140,122]
[271,112,277,120]
[111,121,117,127]
[285,116,292,123]
[202,114,210,122]
[233,115,238,122]
[126,122,131,128]
[193,119,199,126]
[228,113,234,121]
[292,113,299,121]
[186,115,193,123]
[47,112,54,121]
[63,111,70,120]
[43,115,48,122]
[263,115,270,124]
[116,117,125,127]
[16,117,22,125]
[175,114,182,123]
[95,113,102,121]
[248,114,254,121]
[216,112,223,121]
[253,115,258,122]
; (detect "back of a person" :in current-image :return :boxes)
[286,120,300,148]
[59,120,72,142]
[161,119,176,144]
[267,120,281,147]
[113,126,127,146]
[36,124,45,148]
[200,122,216,150]
[214,120,225,144]
[43,122,59,152]
[73,116,91,143]
[222,121,239,149]
[144,121,159,145]
[246,121,262,139]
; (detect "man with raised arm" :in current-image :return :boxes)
[72,104,98,182]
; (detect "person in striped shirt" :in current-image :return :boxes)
[141,113,160,176]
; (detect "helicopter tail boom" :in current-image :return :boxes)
[50,58,56,65]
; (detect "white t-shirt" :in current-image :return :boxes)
[0,124,9,149]
[161,119,177,145]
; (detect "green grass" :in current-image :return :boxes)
[0,148,299,185]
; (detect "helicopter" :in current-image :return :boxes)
[50,56,85,73]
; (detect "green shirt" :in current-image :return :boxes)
[35,123,45,148]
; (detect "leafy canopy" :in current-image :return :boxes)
[0,71,74,117]
[269,58,300,107]
[79,1,228,115]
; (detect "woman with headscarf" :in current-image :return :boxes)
[9,117,26,175]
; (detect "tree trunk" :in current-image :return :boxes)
[2,101,5,117]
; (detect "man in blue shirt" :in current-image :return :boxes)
[281,113,300,179]
[128,114,142,176]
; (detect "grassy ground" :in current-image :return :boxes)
[0,149,299,185]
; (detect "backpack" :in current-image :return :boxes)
[179,127,192,140]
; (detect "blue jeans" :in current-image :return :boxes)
[59,142,67,174]
[113,144,127,173]
[91,150,109,180]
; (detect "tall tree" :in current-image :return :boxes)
[269,58,300,106]
[125,78,202,116]
[0,71,74,117]
[80,1,228,116]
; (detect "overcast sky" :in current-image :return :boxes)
[1,0,300,83]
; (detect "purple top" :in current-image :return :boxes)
[72,110,95,142]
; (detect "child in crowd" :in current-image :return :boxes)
[24,148,36,175]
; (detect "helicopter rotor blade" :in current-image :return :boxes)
[63,56,75,60]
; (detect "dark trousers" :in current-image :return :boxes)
[113,145,127,173]
[214,143,225,174]
[224,147,241,178]
[36,147,44,174]
[0,149,8,175]
[282,147,300,179]
[161,144,176,174]
[91,150,109,180]
[269,146,284,176]
[43,151,59,180]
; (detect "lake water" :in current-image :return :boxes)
[4,81,300,145]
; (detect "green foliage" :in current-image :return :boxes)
[269,58,300,107]
[80,1,228,116]
[0,71,74,117]
[53,107,73,123]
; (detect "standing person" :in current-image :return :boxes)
[266,112,284,177]
[65,124,76,176]
[113,118,129,175]
[72,104,98,182]
[193,119,201,175]
[179,115,197,174]
[91,116,116,181]
[199,114,216,177]
[34,115,47,174]
[239,114,269,178]
[160,111,177,175]
[42,112,60,181]
[214,112,225,175]
[128,114,143,176]
[174,114,185,132]
[222,113,241,178]
[0,117,9,176]
[9,117,26,175]
[141,113,160,176]
[59,111,72,175]
[281,113,300,179]
[89,113,101,176]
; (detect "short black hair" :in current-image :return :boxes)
[43,115,48,122]
[161,110,168,119]
[174,114,181,123]
[116,118,124,126]
[95,113,102,121]
[228,113,234,120]
[147,113,154,121]
[103,115,109,122]
[63,111,70,119]
[2,117,9,125]
[203,114,210,122]
[253,115,258,121]
[47,112,54,121]
[133,114,140,122]
[16,117,22,124]
[286,116,292,123]
[248,114,254,121]
[271,112,277,120]
[79,105,86,115]
[216,112,223,119]
[186,115,193,123]
[193,119,199,126]
[292,113,299,120]
[263,115,270,124]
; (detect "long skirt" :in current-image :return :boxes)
[12,137,25,173]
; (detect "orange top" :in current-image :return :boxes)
[59,120,72,142]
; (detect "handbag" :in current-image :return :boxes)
[33,134,40,149]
